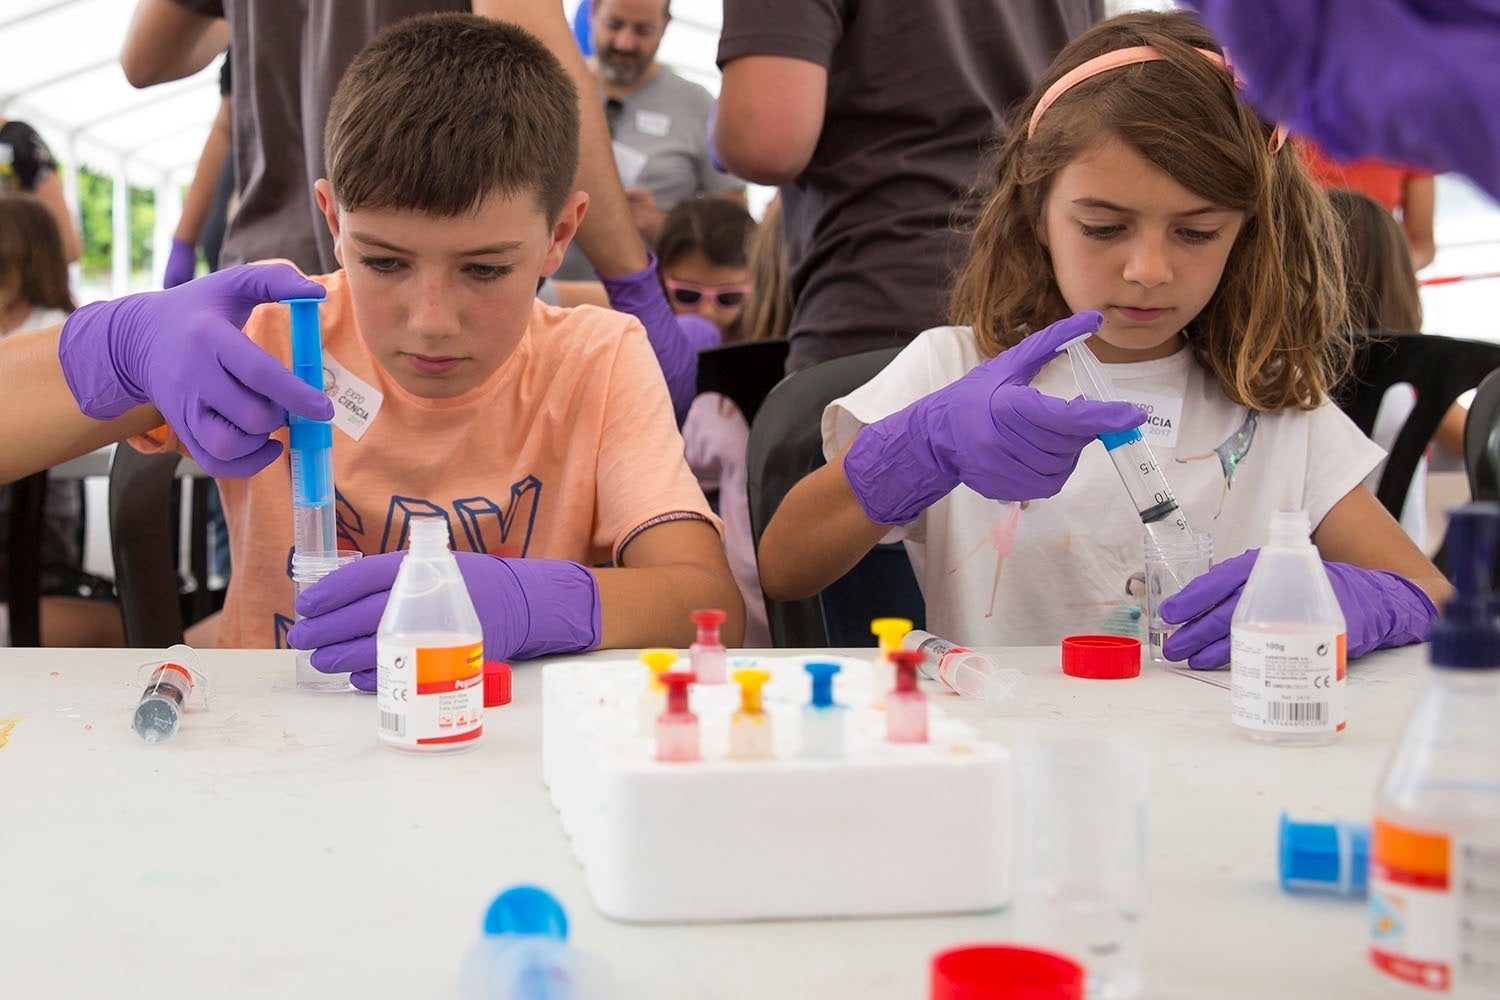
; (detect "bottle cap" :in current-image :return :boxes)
[804,661,842,707]
[930,945,1085,999]
[1278,812,1369,897]
[871,617,914,653]
[690,608,726,630]
[890,649,924,692]
[1431,503,1500,670]
[1060,635,1141,679]
[481,885,568,939]
[483,661,512,708]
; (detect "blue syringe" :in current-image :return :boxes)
[283,298,337,557]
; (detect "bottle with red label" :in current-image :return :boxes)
[1371,503,1500,996]
[376,517,485,753]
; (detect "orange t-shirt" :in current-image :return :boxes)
[136,271,716,649]
[1297,140,1433,212]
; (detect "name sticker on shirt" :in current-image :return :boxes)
[634,110,671,138]
[1116,389,1183,449]
[323,354,383,441]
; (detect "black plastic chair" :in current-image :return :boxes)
[746,347,903,646]
[108,447,218,648]
[2,471,48,646]
[1337,332,1500,519]
[1466,367,1500,503]
[695,340,791,426]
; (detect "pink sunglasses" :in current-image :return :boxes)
[664,278,749,309]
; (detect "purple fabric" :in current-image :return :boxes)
[1181,0,1500,199]
[288,550,604,691]
[600,253,698,425]
[843,311,1146,525]
[58,264,334,478]
[163,237,198,288]
[1160,549,1439,669]
[677,313,724,353]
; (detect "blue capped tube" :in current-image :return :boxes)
[284,297,336,556]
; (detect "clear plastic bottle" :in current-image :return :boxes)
[1230,510,1347,746]
[1370,503,1500,997]
[376,517,485,753]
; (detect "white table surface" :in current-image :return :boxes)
[0,644,1426,999]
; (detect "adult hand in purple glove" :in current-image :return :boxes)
[1160,549,1438,670]
[599,253,697,425]
[843,311,1147,526]
[287,550,603,692]
[162,237,198,288]
[58,264,334,478]
[1180,0,1500,199]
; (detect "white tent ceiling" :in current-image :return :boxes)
[0,0,728,188]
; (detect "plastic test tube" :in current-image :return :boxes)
[729,667,773,760]
[284,297,337,557]
[800,661,844,759]
[902,629,1026,710]
[1057,330,1194,548]
[636,649,677,736]
[870,617,912,708]
[655,671,700,762]
[689,608,727,684]
[885,649,928,743]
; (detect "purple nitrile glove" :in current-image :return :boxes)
[162,237,197,288]
[1180,0,1500,199]
[843,311,1147,526]
[1160,549,1439,670]
[58,264,334,478]
[287,550,603,692]
[599,253,697,425]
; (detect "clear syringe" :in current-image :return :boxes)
[283,297,336,556]
[1057,330,1194,546]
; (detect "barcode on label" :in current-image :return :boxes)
[380,710,405,737]
[1269,701,1326,725]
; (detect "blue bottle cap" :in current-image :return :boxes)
[804,661,842,708]
[482,885,568,940]
[1278,812,1369,897]
[1431,503,1500,670]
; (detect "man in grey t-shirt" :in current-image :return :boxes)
[555,0,744,279]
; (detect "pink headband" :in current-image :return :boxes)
[1025,44,1287,152]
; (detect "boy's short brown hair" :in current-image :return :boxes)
[325,13,579,222]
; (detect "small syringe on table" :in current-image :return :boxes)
[283,297,336,557]
[1057,330,1195,547]
[132,645,208,743]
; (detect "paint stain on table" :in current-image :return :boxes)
[0,716,22,748]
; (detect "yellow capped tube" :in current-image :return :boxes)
[869,617,913,707]
[637,648,678,736]
[730,667,773,760]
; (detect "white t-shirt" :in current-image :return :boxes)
[823,326,1384,647]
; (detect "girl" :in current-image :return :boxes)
[0,194,121,646]
[758,11,1447,669]
[664,197,777,645]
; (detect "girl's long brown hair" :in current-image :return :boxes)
[0,193,74,318]
[1327,187,1423,333]
[949,11,1348,411]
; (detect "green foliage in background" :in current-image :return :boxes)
[76,166,156,280]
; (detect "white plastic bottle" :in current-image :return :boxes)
[1370,504,1500,997]
[1230,510,1347,745]
[376,517,485,753]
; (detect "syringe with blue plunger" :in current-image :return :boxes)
[282,297,336,557]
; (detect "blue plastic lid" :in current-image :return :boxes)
[1431,503,1500,670]
[1278,812,1369,897]
[482,885,569,940]
[804,661,841,708]
[1098,427,1143,451]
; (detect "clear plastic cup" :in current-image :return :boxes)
[291,550,362,692]
[1143,531,1212,665]
[1013,735,1148,1000]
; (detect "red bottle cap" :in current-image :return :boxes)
[930,945,1085,1000]
[1060,634,1141,679]
[483,661,512,707]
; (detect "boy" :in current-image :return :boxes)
[11,14,743,683]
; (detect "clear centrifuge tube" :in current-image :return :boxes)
[284,297,337,557]
[1058,331,1194,546]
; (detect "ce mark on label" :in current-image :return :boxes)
[1312,675,1333,689]
[388,687,410,702]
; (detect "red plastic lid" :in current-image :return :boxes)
[930,945,1085,1000]
[483,661,512,707]
[1060,634,1141,679]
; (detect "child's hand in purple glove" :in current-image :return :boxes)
[1160,549,1438,669]
[287,550,603,692]
[58,263,334,478]
[843,311,1148,525]
[162,237,198,288]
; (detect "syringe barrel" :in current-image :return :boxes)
[1098,428,1191,534]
